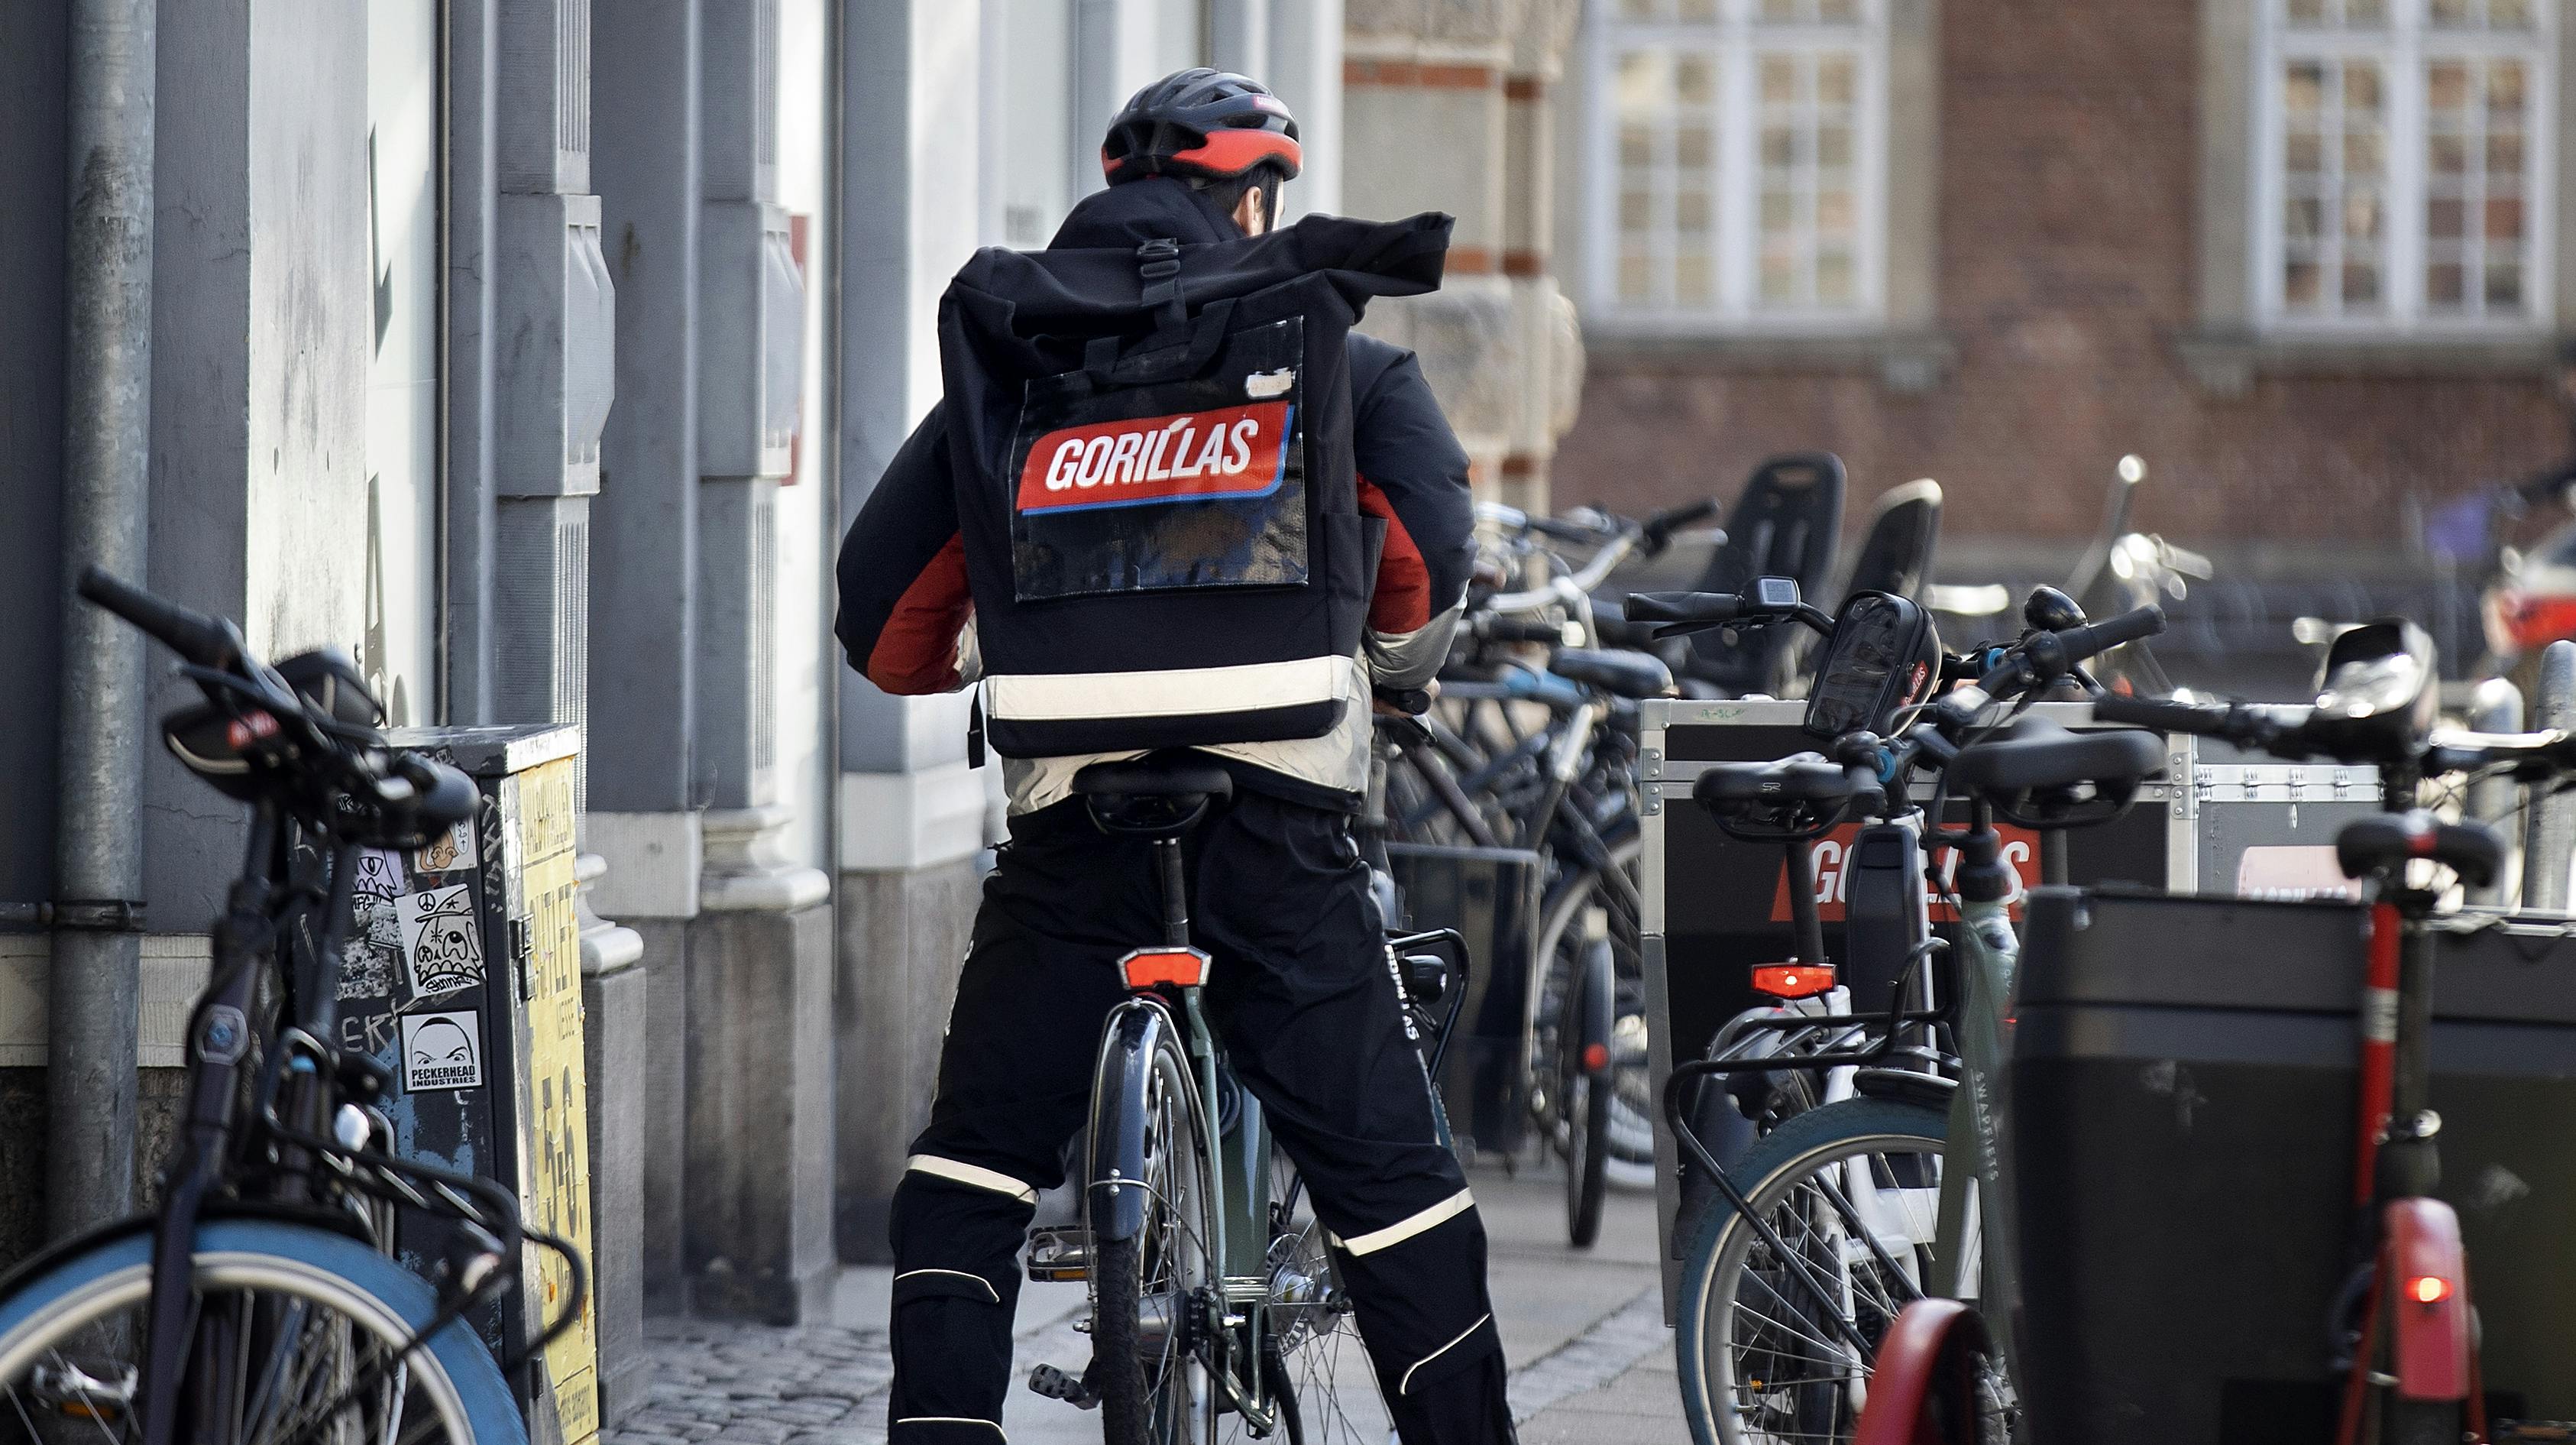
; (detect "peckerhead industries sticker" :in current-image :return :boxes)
[401,1010,484,1091]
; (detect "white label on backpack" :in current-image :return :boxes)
[1245,368,1295,400]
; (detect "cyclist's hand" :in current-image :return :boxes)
[1373,680,1438,717]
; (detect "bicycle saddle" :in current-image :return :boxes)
[1551,646,1673,700]
[1948,714,2165,828]
[1073,753,1235,836]
[2335,810,2503,889]
[1694,754,1856,808]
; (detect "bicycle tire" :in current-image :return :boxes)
[1090,1018,1220,1445]
[1675,1099,1954,1445]
[1532,831,1657,1179]
[1562,938,1613,1247]
[0,1218,523,1444]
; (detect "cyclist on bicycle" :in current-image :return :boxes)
[836,67,1513,1445]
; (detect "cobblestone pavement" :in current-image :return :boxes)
[608,1166,1680,1445]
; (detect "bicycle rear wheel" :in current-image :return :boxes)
[0,1217,522,1445]
[1560,937,1613,1247]
[1675,1099,1958,1445]
[1090,1009,1220,1445]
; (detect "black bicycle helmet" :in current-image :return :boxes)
[1102,67,1303,185]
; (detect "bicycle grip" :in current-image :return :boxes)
[1623,591,1742,625]
[394,754,481,829]
[77,567,238,669]
[1641,497,1721,549]
[2058,604,2166,664]
[2089,692,2228,734]
[1479,616,1566,645]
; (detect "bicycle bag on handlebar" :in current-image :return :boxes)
[939,210,1453,758]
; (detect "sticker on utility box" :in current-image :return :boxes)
[399,883,486,996]
[401,1011,485,1091]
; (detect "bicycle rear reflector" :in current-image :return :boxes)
[1752,964,1836,999]
[1121,947,1213,990]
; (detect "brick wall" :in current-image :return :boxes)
[1556,0,2568,549]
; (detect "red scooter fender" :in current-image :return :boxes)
[2384,1197,2474,1401]
[1855,1298,1993,1445]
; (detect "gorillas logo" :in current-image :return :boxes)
[1017,400,1294,514]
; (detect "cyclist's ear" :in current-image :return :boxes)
[1231,185,1269,238]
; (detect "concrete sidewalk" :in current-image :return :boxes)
[607,1165,1684,1445]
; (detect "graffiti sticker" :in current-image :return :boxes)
[400,1010,484,1091]
[398,883,485,997]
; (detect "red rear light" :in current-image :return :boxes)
[1752,964,1836,1000]
[2408,1275,2453,1305]
[1581,1042,1610,1073]
[1120,947,1212,990]
[2492,590,2576,655]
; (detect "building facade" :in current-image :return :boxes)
[1,0,1581,1429]
[1554,0,2576,556]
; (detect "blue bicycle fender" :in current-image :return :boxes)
[1087,999,1179,1244]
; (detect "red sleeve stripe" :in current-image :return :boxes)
[1358,478,1432,634]
[867,532,974,695]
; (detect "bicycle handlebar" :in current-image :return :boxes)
[1477,616,1566,646]
[1640,497,1720,550]
[79,566,242,670]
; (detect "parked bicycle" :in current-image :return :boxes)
[1026,754,1468,1445]
[1624,578,2168,1445]
[0,570,584,1445]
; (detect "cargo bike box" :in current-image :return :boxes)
[1636,696,2387,1307]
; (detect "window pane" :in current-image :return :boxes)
[1620,125,1653,167]
[2487,196,2525,240]
[1620,0,1664,18]
[2287,0,2326,23]
[1762,188,1794,232]
[1678,190,1714,231]
[1816,248,1855,303]
[1675,252,1714,304]
[2432,0,2473,24]
[2492,0,2534,27]
[2487,260,2523,306]
[1760,246,1797,302]
[1618,49,1671,113]
[2430,130,2469,175]
[2344,126,2382,170]
[1817,186,1855,234]
[1677,125,1714,169]
[1618,252,1652,301]
[1677,55,1716,105]
[1761,55,1798,103]
[1818,54,1856,105]
[1818,0,1859,21]
[1817,124,1853,167]
[2287,127,2323,172]
[2286,259,2323,305]
[1620,190,1653,232]
[2428,197,2466,238]
[2285,62,2325,115]
[1762,125,1798,166]
[2345,63,2381,112]
[2286,193,2325,238]
[2345,0,2385,23]
[2488,61,2526,115]
[2489,129,2526,175]
[2430,261,2467,304]
[2344,260,2380,303]
[2344,185,2382,240]
[2427,60,2469,113]
[1678,0,1717,17]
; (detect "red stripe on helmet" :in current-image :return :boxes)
[1102,127,1303,182]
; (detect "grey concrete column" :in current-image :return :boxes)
[675,0,835,1325]
[589,0,704,1320]
[830,0,995,1264]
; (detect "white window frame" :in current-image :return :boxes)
[1581,0,1891,335]
[2252,0,2559,335]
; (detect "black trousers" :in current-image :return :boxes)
[887,789,1516,1445]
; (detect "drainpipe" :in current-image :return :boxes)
[50,0,157,1239]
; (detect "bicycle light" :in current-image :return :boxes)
[1751,964,1836,999]
[1120,947,1212,990]
[2409,1275,2454,1305]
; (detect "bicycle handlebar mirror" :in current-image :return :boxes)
[1803,592,1942,743]
[2307,619,2438,763]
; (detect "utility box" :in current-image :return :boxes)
[361,724,599,1445]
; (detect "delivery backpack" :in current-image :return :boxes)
[937,210,1452,759]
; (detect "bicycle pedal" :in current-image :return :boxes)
[1028,1362,1099,1411]
[1027,1225,1092,1282]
